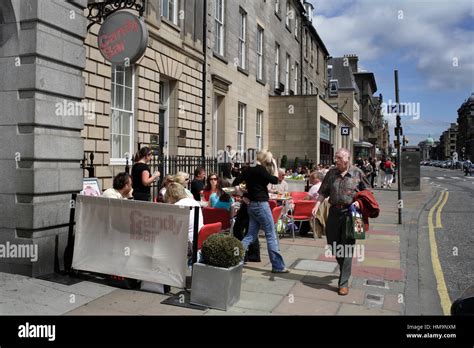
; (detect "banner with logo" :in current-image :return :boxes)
[72,196,190,288]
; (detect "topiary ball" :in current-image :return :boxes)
[201,234,244,268]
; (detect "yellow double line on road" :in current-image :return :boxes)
[428,190,450,315]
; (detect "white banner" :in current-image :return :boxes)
[72,195,190,288]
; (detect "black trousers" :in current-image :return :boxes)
[232,202,261,262]
[326,206,355,288]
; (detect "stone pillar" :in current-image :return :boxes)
[0,0,87,276]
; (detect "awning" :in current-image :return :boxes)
[353,141,374,148]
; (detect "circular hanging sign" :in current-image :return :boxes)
[98,11,148,65]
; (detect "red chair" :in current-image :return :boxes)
[198,222,222,249]
[290,192,309,202]
[287,200,316,241]
[272,206,283,225]
[202,207,231,230]
[268,200,277,211]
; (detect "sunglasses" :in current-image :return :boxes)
[210,178,218,181]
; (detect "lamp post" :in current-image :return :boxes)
[394,70,402,225]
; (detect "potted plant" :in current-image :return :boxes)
[285,173,306,192]
[190,234,244,311]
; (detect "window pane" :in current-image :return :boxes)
[115,67,124,86]
[121,111,132,136]
[111,134,120,159]
[163,0,169,18]
[115,85,124,109]
[124,88,132,111]
[111,110,120,133]
[125,67,132,87]
[121,135,130,157]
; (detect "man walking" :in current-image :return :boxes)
[312,148,369,295]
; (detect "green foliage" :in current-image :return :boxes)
[201,234,244,268]
[280,155,288,169]
[294,157,300,168]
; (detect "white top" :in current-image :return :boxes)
[175,198,204,242]
[102,188,127,199]
[308,182,322,200]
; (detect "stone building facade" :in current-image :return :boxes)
[82,0,205,189]
[456,93,474,161]
[0,0,88,276]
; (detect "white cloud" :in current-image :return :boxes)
[311,0,474,91]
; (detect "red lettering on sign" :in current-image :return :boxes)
[99,19,139,59]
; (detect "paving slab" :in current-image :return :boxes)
[242,276,296,296]
[337,303,400,316]
[233,290,283,312]
[288,282,365,305]
[272,295,341,315]
[292,259,338,273]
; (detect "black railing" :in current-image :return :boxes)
[149,155,218,201]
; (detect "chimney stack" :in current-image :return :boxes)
[343,54,359,73]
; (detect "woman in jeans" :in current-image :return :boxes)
[233,151,288,273]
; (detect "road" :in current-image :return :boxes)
[418,166,474,314]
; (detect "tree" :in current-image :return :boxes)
[280,155,288,169]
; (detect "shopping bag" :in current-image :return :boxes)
[345,205,365,240]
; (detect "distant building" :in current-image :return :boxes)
[456,93,474,161]
[419,135,436,160]
[441,123,458,160]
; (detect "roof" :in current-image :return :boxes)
[328,58,359,93]
[354,71,378,94]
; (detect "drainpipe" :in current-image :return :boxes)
[201,0,208,161]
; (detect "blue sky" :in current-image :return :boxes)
[310,0,474,145]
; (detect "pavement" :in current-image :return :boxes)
[0,184,435,316]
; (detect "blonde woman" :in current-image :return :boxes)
[173,172,194,199]
[233,150,289,273]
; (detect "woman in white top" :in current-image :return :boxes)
[173,172,195,200]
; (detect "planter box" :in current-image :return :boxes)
[190,262,243,311]
[286,180,306,192]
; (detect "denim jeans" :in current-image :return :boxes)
[242,201,286,271]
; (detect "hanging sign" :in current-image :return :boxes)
[98,11,148,65]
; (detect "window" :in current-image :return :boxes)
[294,62,299,94]
[305,29,309,58]
[285,54,290,95]
[329,79,339,96]
[257,26,264,80]
[286,2,291,28]
[238,103,246,153]
[256,110,263,151]
[214,0,225,56]
[295,16,299,39]
[238,9,247,70]
[316,46,320,72]
[310,82,313,94]
[304,76,308,95]
[162,0,178,25]
[275,43,280,89]
[310,39,314,65]
[111,65,134,163]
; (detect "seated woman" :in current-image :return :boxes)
[202,173,219,201]
[268,168,288,194]
[209,178,234,212]
[173,172,195,199]
[158,175,174,203]
[165,182,204,262]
